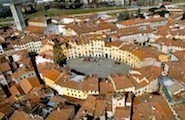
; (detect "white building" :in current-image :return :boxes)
[12,35,43,53]
[0,74,8,85]
[0,44,4,55]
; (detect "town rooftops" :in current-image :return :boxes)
[110,75,134,90]
[81,75,99,91]
[10,34,41,45]
[167,61,185,83]
[105,40,123,47]
[120,44,164,61]
[130,76,149,89]
[12,67,34,80]
[118,16,167,26]
[20,77,40,94]
[133,94,175,120]
[111,25,153,38]
[9,84,24,96]
[10,110,42,120]
[0,62,11,72]
[25,26,45,34]
[42,69,61,81]
[100,79,114,94]
[173,103,185,120]
[173,51,185,61]
[114,107,130,120]
[75,95,106,119]
[132,66,162,81]
[46,106,75,120]
[75,95,97,119]
[155,37,185,48]
[55,73,99,92]
[66,20,117,35]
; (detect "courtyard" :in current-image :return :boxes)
[67,57,132,78]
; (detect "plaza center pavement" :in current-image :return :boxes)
[67,58,132,78]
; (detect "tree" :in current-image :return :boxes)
[118,11,130,21]
[149,7,158,14]
[136,8,141,17]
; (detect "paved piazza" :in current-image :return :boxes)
[67,58,132,78]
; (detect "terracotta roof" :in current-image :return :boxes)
[56,73,98,91]
[56,76,81,90]
[11,34,41,45]
[12,67,34,79]
[167,61,185,83]
[37,62,57,73]
[75,95,97,119]
[110,75,134,90]
[0,62,11,72]
[25,26,45,34]
[0,103,15,116]
[66,20,117,35]
[120,44,164,61]
[46,106,75,120]
[155,37,185,48]
[118,17,167,26]
[100,80,114,94]
[20,77,40,94]
[82,75,99,91]
[105,40,123,47]
[42,69,61,81]
[94,100,106,117]
[174,103,185,120]
[114,107,130,120]
[130,77,149,89]
[133,94,175,120]
[10,110,42,120]
[170,28,185,36]
[132,66,162,81]
[111,25,153,38]
[75,98,106,118]
[9,84,24,96]
[173,51,185,61]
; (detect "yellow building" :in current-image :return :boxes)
[61,40,142,68]
[42,69,99,100]
[42,69,62,89]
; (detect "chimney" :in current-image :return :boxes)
[29,52,45,85]
[57,107,61,111]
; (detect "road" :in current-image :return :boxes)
[70,2,185,17]
[0,2,185,25]
[0,21,14,25]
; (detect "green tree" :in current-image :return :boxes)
[118,11,130,21]
[136,8,141,17]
